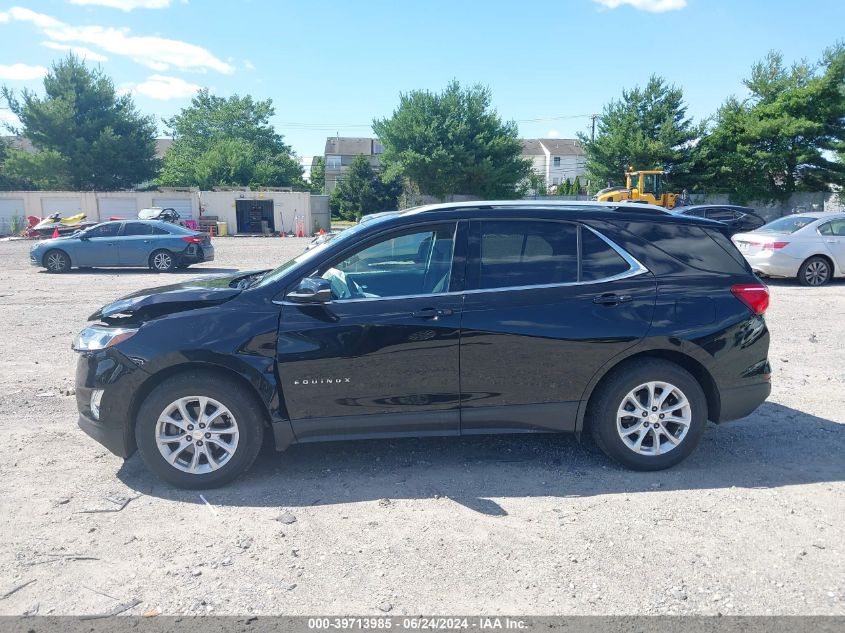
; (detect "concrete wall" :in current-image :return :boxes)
[200,191,312,235]
[688,192,842,221]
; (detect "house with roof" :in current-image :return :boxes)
[323,136,384,193]
[521,138,586,193]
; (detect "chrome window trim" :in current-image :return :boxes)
[273,225,649,305]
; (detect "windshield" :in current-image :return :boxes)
[253,221,377,289]
[757,216,818,234]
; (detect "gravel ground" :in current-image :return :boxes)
[0,235,843,617]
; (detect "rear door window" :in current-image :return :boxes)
[122,222,153,236]
[478,221,577,289]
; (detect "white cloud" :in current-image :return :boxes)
[243,59,255,71]
[0,63,48,80]
[131,74,202,100]
[546,129,560,138]
[69,0,172,9]
[593,0,686,12]
[42,41,109,62]
[0,12,9,23]
[5,6,234,74]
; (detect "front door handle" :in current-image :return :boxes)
[593,293,633,306]
[412,307,453,319]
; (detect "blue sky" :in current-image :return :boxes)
[1,0,844,169]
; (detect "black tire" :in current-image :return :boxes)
[135,371,265,488]
[43,249,71,273]
[587,359,707,471]
[798,256,832,287]
[149,249,177,273]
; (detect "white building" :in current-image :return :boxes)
[521,139,586,192]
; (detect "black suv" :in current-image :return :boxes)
[73,202,771,488]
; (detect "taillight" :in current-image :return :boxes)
[746,241,788,250]
[181,236,203,244]
[731,283,769,315]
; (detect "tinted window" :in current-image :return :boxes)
[705,208,739,221]
[152,226,171,235]
[85,223,120,238]
[581,229,630,280]
[123,222,153,236]
[479,221,577,289]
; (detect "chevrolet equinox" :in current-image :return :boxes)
[72,201,771,488]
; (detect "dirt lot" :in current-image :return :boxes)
[0,236,843,617]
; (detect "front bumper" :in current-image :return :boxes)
[75,348,149,458]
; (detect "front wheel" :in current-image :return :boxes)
[588,359,707,471]
[44,249,70,273]
[135,372,265,488]
[798,256,831,286]
[149,249,176,273]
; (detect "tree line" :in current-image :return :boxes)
[2,44,844,220]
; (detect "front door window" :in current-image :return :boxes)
[321,225,456,300]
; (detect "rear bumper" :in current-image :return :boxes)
[182,244,214,263]
[742,251,802,278]
[715,380,771,422]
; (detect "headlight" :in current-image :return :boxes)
[72,326,138,351]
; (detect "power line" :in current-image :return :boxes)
[274,113,594,131]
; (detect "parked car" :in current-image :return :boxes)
[731,212,845,286]
[30,220,214,273]
[72,201,771,488]
[672,205,766,235]
[138,207,181,223]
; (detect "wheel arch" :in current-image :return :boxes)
[800,253,837,278]
[127,361,273,455]
[576,348,720,433]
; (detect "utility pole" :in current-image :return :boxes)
[590,114,598,141]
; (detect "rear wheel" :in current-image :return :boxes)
[798,256,831,286]
[44,249,70,273]
[588,359,707,471]
[135,371,265,488]
[149,249,176,273]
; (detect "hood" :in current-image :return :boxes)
[89,269,269,323]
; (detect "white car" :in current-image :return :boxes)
[732,213,845,286]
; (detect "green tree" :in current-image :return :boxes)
[1,54,158,190]
[580,76,700,193]
[572,175,582,195]
[158,89,304,189]
[527,173,547,196]
[373,81,531,199]
[330,155,402,221]
[561,178,572,195]
[693,46,845,202]
[308,156,325,194]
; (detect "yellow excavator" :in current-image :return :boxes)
[593,169,681,209]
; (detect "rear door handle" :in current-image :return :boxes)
[412,307,454,319]
[593,293,633,306]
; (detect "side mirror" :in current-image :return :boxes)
[286,276,332,304]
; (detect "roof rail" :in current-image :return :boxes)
[402,199,672,216]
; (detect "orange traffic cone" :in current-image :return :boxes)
[319,228,325,235]
[52,228,59,238]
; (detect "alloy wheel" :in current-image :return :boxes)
[153,252,173,271]
[155,396,240,474]
[616,381,691,456]
[47,252,66,272]
[803,260,829,286]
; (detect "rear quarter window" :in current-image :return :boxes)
[580,229,631,280]
[609,221,751,275]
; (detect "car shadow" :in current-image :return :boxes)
[41,267,240,275]
[116,401,844,516]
